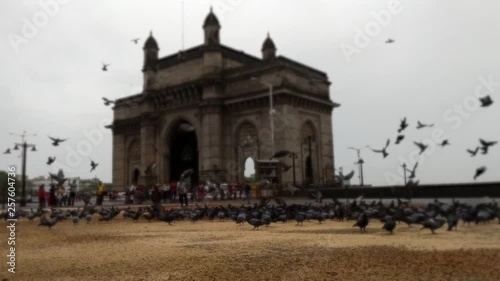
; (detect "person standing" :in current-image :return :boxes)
[49,184,57,207]
[178,181,188,207]
[152,184,161,204]
[56,185,64,207]
[38,184,46,209]
[198,183,205,202]
[170,181,177,203]
[162,182,170,204]
[244,183,251,205]
[96,181,105,206]
[69,180,77,206]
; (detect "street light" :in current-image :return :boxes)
[250,77,274,155]
[10,131,37,207]
[347,146,368,186]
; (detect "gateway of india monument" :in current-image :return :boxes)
[107,8,340,189]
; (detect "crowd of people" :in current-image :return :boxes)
[126,181,253,207]
[37,180,81,209]
[36,179,254,208]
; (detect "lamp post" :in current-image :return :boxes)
[288,152,298,186]
[250,77,274,155]
[347,146,368,186]
[10,131,37,207]
[401,163,407,185]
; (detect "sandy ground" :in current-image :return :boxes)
[1,215,500,281]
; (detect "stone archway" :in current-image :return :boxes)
[167,120,199,185]
[127,140,141,185]
[235,121,259,183]
[301,121,318,186]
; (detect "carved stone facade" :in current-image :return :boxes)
[108,9,340,189]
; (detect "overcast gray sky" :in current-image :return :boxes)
[1,0,499,186]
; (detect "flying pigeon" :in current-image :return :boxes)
[180,169,194,179]
[416,121,434,129]
[439,140,450,147]
[144,163,156,175]
[479,139,497,155]
[101,62,110,71]
[385,38,395,44]
[310,189,323,203]
[281,162,292,172]
[395,135,405,145]
[102,97,115,106]
[270,150,291,160]
[370,139,390,158]
[397,117,408,133]
[131,38,140,44]
[49,136,67,146]
[405,162,419,179]
[3,148,10,154]
[414,141,428,155]
[474,166,486,181]
[178,123,195,132]
[46,157,56,165]
[479,95,493,107]
[467,147,480,157]
[90,159,99,172]
[342,170,356,181]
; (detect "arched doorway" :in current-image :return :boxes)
[169,121,199,185]
[132,168,140,184]
[244,157,255,183]
[301,122,317,186]
[235,121,259,183]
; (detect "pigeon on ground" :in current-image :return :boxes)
[395,135,405,145]
[474,166,486,181]
[414,141,428,155]
[479,139,497,155]
[479,95,493,107]
[370,139,390,158]
[248,218,264,230]
[90,160,99,172]
[382,220,396,234]
[467,147,480,157]
[419,219,443,234]
[72,216,79,225]
[447,214,458,231]
[398,117,408,133]
[38,216,57,229]
[49,137,67,146]
[416,121,434,129]
[102,97,115,106]
[46,157,56,165]
[353,213,369,232]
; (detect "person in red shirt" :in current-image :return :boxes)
[38,184,46,209]
[169,181,177,203]
[228,183,234,200]
[198,183,205,201]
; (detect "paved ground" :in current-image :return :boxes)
[3,214,500,281]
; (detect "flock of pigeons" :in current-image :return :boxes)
[366,93,496,183]
[4,196,499,235]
